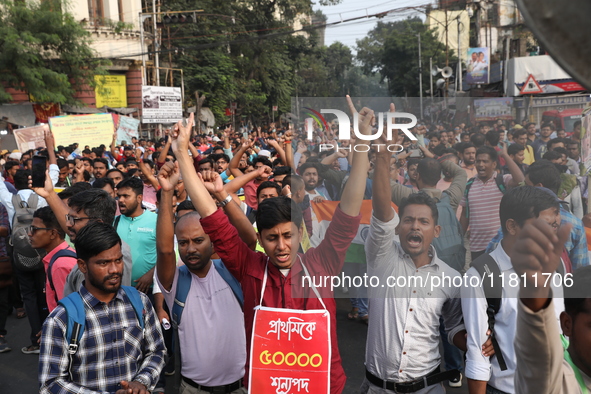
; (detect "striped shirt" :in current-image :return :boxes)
[460,173,511,252]
[39,285,166,393]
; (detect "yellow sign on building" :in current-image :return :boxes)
[94,75,127,107]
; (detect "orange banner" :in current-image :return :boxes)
[249,307,330,394]
[311,199,397,225]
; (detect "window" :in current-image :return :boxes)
[118,0,124,22]
[88,0,104,25]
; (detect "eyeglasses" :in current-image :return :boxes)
[27,226,53,235]
[65,214,98,224]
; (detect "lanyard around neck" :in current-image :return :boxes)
[259,255,327,311]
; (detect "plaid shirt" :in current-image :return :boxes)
[39,285,166,393]
[486,206,589,270]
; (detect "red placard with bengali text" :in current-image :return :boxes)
[249,307,331,394]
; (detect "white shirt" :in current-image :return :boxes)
[364,209,465,383]
[157,262,246,386]
[461,243,565,392]
[0,164,59,225]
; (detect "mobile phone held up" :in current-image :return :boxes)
[409,149,423,158]
[31,155,48,188]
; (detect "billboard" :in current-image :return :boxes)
[506,55,586,97]
[94,75,127,108]
[466,47,490,85]
[141,86,183,124]
[474,98,514,121]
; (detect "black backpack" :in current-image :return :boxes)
[471,252,565,371]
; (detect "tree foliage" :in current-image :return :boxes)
[159,0,380,124]
[356,17,456,97]
[0,0,105,104]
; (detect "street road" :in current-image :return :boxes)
[0,292,468,393]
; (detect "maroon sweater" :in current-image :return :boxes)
[201,207,361,393]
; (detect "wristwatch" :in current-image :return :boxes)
[217,194,232,207]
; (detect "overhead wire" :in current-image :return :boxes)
[104,4,431,59]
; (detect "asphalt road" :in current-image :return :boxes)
[0,294,469,394]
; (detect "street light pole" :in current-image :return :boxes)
[139,12,146,85]
[429,56,434,122]
[457,15,463,93]
[152,0,160,86]
[418,33,423,118]
[445,9,449,97]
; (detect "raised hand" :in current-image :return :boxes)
[157,161,180,192]
[257,165,273,180]
[500,140,508,157]
[346,95,374,137]
[43,125,55,149]
[28,170,53,198]
[510,218,571,299]
[171,113,194,153]
[198,170,225,195]
[297,142,307,153]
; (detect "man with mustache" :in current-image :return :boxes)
[171,95,368,393]
[362,127,466,394]
[115,177,157,294]
[39,222,166,394]
[155,161,248,394]
[28,179,134,296]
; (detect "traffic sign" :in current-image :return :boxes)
[520,74,543,95]
[272,106,278,111]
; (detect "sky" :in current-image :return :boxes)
[314,0,434,51]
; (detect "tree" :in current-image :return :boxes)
[0,0,105,104]
[356,17,455,97]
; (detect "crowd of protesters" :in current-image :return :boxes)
[0,97,589,394]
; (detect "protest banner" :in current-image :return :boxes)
[116,116,140,145]
[142,86,183,124]
[49,114,114,149]
[13,126,46,152]
[249,307,331,394]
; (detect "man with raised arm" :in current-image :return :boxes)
[170,96,369,393]
[362,105,466,394]
[155,161,247,394]
[510,219,591,393]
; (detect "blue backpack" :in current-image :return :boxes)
[46,249,77,305]
[171,259,243,327]
[58,286,145,355]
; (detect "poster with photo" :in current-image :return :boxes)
[141,86,182,124]
[466,47,490,84]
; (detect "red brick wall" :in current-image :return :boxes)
[73,82,96,107]
[4,86,30,103]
